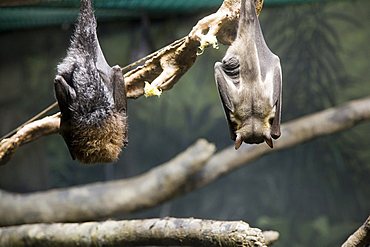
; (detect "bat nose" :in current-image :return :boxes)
[244,135,264,145]
[244,120,265,144]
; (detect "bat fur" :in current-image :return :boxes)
[54,0,128,163]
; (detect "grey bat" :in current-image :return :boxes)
[214,0,282,149]
[54,0,128,163]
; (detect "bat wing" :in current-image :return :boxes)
[111,66,127,113]
[271,64,282,139]
[54,75,76,116]
[214,62,237,141]
[94,40,127,115]
[96,39,111,81]
[250,0,282,139]
[54,75,77,159]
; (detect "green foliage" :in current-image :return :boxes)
[264,4,354,118]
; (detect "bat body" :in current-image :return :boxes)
[214,0,282,149]
[54,0,128,163]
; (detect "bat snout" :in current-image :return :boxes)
[234,132,265,150]
[245,135,273,149]
[244,136,264,145]
[234,125,275,149]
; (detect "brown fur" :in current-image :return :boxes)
[69,113,127,164]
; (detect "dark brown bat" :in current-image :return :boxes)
[214,0,282,149]
[54,0,128,163]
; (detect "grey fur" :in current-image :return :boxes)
[54,0,128,163]
[214,0,282,149]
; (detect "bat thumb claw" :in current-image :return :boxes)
[264,136,273,148]
[235,134,243,150]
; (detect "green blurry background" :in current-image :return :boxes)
[0,0,369,246]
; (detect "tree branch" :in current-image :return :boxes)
[125,0,264,98]
[188,97,370,191]
[0,139,215,226]
[263,231,280,246]
[341,215,370,247]
[0,113,60,166]
[1,97,369,226]
[0,217,277,247]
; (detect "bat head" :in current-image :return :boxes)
[232,98,279,149]
[58,108,128,164]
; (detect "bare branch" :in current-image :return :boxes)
[125,0,263,98]
[124,0,253,98]
[187,97,370,191]
[341,215,370,247]
[0,113,60,166]
[263,231,280,246]
[0,217,273,247]
[1,97,369,226]
[0,139,215,226]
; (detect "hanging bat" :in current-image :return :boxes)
[54,0,128,163]
[214,0,282,149]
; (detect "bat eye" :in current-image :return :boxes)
[269,117,274,125]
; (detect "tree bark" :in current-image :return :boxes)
[0,97,369,226]
[0,217,276,247]
[341,216,370,247]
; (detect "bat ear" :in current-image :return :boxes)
[54,75,76,113]
[235,133,243,150]
[264,135,273,148]
[271,64,282,139]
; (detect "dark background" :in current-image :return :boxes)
[0,1,369,246]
